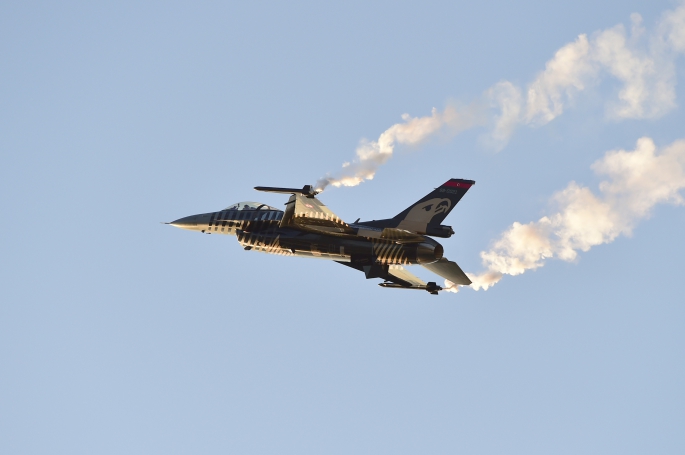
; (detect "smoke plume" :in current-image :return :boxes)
[315,105,483,191]
[444,137,685,293]
[489,3,685,147]
[317,3,685,185]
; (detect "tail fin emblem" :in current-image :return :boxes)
[406,198,451,223]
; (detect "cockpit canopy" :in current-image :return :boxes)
[223,201,281,211]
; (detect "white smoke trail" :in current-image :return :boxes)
[452,137,685,292]
[315,104,484,191]
[489,3,685,147]
[317,3,685,185]
[443,280,462,294]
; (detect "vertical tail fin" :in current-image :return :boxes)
[356,179,475,236]
[392,179,475,232]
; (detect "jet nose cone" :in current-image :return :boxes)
[169,215,199,231]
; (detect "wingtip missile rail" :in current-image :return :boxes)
[254,185,319,197]
[379,281,443,295]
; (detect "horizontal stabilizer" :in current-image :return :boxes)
[421,258,471,285]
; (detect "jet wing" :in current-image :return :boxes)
[280,194,355,235]
[337,262,425,287]
[337,261,444,294]
[387,265,426,287]
[421,258,472,285]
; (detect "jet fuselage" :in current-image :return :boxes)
[170,207,444,266]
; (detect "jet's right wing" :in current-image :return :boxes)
[421,258,471,285]
[254,185,354,236]
[279,193,355,236]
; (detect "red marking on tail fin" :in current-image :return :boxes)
[442,180,472,189]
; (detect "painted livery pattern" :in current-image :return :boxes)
[169,179,475,293]
[372,239,410,265]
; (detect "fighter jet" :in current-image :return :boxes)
[168,179,474,294]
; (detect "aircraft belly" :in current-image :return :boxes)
[290,251,351,261]
[236,234,353,261]
[235,229,426,265]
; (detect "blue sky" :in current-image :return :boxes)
[2,1,684,453]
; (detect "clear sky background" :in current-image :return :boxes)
[2,1,684,454]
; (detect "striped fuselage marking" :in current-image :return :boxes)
[201,209,420,265]
[371,239,410,265]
